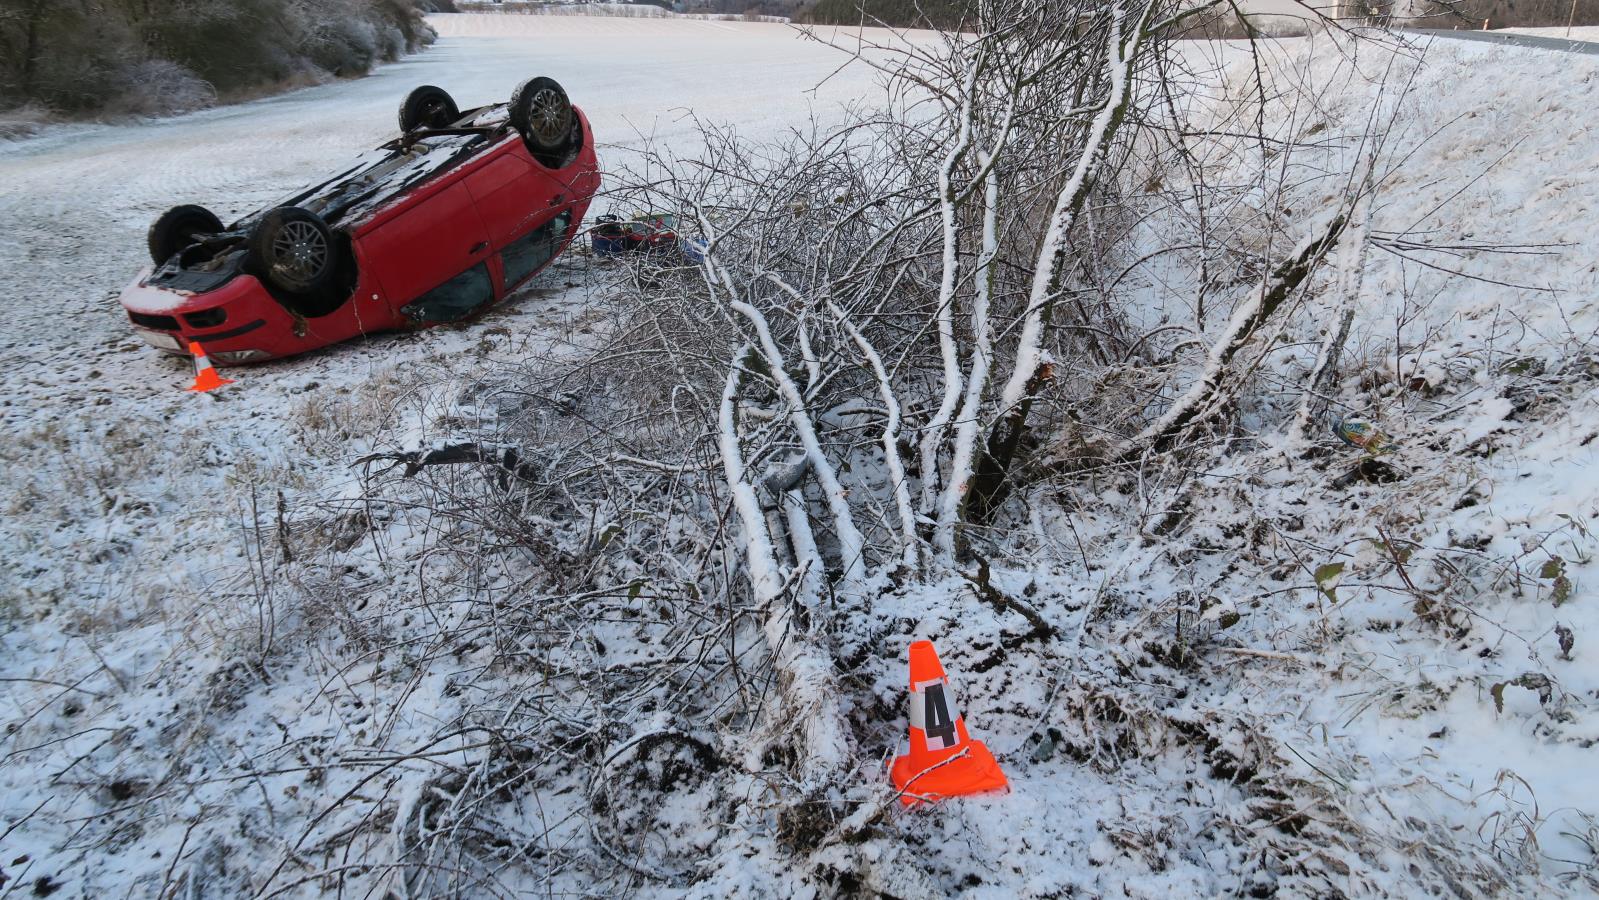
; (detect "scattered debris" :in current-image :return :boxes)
[1331,457,1405,487]
[356,442,541,485]
[1332,413,1395,453]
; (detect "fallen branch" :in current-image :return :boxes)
[960,554,1057,640]
[356,443,540,484]
[1119,214,1347,461]
[1216,647,1306,664]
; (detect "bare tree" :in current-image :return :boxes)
[241,4,1425,894]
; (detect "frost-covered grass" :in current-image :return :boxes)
[0,105,54,141]
[3,18,1599,899]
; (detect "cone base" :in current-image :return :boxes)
[188,374,235,393]
[890,739,1008,807]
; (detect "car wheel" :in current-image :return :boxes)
[246,207,339,296]
[147,204,223,266]
[509,76,578,166]
[399,85,459,132]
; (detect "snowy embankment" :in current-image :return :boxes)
[1,18,1598,898]
[1043,28,1599,891]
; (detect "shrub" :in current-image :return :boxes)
[110,60,218,118]
[2,4,136,112]
[0,104,53,140]
[307,14,385,76]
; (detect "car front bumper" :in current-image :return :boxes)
[119,269,293,364]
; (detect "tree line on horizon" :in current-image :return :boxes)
[794,0,973,26]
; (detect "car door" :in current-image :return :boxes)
[360,181,496,323]
[464,144,576,293]
[464,149,545,250]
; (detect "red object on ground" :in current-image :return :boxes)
[185,341,234,393]
[120,86,600,366]
[889,639,1009,807]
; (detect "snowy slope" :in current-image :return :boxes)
[1019,27,1599,893]
[2,17,1599,899]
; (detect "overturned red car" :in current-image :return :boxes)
[120,77,600,365]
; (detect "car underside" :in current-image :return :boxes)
[147,104,535,314]
[123,76,598,363]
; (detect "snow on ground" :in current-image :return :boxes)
[3,15,1599,899]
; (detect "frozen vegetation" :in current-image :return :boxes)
[3,10,1599,898]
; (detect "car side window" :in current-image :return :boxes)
[400,262,494,324]
[502,211,572,290]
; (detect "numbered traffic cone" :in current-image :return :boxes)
[889,639,1008,806]
[186,341,234,393]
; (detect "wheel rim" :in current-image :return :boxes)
[272,220,328,283]
[527,87,570,146]
[424,98,447,126]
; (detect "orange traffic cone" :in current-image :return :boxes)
[889,639,1008,806]
[186,341,234,393]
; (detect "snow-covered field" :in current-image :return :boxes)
[3,14,1599,898]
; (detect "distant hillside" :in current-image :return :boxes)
[0,0,439,119]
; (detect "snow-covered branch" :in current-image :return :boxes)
[916,50,982,518]
[935,162,1001,559]
[994,0,1155,425]
[1120,214,1347,460]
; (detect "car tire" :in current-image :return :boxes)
[509,76,579,167]
[399,85,459,132]
[147,204,224,266]
[246,207,339,296]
